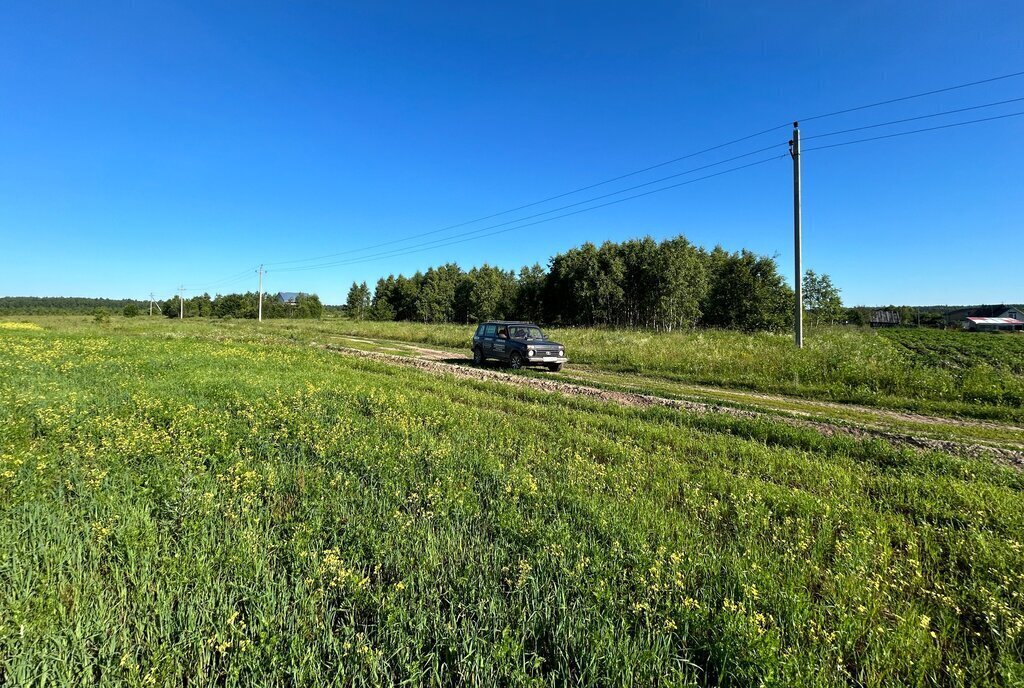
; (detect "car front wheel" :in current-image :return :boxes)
[508,351,524,370]
[547,363,563,372]
[472,347,484,366]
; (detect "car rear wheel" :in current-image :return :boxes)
[472,347,484,366]
[547,363,563,372]
[508,351,524,370]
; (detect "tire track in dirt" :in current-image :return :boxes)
[315,342,1024,470]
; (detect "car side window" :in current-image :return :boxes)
[475,324,484,337]
[497,327,508,339]
[483,324,497,337]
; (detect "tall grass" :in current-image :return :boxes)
[1,323,1022,685]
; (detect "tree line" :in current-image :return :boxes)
[159,292,323,319]
[0,296,150,315]
[0,294,326,319]
[347,235,844,332]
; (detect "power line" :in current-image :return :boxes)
[264,69,1024,269]
[274,154,787,273]
[804,95,1024,140]
[802,110,1024,152]
[270,98,1022,276]
[181,266,259,292]
[276,107,1024,274]
[170,268,255,303]
[172,70,1024,287]
[265,128,790,267]
[273,142,788,273]
[799,70,1024,123]
[187,274,254,293]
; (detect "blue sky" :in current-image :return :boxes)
[1,1,1022,306]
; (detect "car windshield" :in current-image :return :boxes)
[509,326,544,340]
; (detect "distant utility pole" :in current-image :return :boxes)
[149,292,157,317]
[178,285,184,320]
[257,264,265,323]
[790,122,803,349]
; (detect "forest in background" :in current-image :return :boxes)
[157,292,323,319]
[349,236,842,332]
[0,294,323,319]
[0,296,150,315]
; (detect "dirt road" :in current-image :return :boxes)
[315,338,1024,470]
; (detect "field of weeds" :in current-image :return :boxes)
[1,319,1023,685]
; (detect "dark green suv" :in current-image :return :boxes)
[471,321,567,372]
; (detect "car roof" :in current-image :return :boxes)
[484,321,537,325]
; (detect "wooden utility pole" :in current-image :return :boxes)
[178,285,184,320]
[257,265,264,323]
[790,122,803,349]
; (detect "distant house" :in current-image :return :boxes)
[944,304,1023,331]
[276,292,301,306]
[870,310,901,328]
[964,317,1024,332]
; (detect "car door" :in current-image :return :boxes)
[481,323,498,357]
[492,325,509,359]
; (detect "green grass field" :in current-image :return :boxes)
[1,318,1023,686]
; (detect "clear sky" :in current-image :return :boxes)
[1,1,1022,306]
